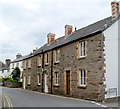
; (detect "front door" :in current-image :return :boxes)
[23,76,26,89]
[66,71,70,95]
[44,73,48,93]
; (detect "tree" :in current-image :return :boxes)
[11,67,21,82]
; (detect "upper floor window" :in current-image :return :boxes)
[79,41,87,58]
[79,69,87,87]
[12,63,14,69]
[21,62,23,68]
[17,63,19,68]
[23,61,26,69]
[38,55,42,66]
[55,49,60,63]
[28,59,31,68]
[45,52,49,65]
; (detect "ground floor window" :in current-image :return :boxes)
[28,75,31,85]
[54,72,59,85]
[38,74,41,85]
[79,69,87,87]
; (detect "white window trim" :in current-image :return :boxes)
[28,75,31,85]
[55,72,59,85]
[37,74,41,85]
[55,50,60,63]
[79,41,86,58]
[80,70,86,87]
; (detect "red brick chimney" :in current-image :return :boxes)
[47,33,55,44]
[111,1,120,19]
[65,25,73,36]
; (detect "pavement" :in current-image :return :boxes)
[1,86,120,108]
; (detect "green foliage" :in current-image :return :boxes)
[2,77,11,82]
[1,77,17,83]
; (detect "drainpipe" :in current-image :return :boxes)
[50,50,53,94]
[41,49,44,93]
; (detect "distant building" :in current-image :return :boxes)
[0,59,11,78]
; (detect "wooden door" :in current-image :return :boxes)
[66,71,70,95]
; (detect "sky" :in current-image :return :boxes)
[0,0,113,63]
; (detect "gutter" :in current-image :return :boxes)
[50,50,53,94]
[41,49,44,93]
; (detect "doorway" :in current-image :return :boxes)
[23,76,26,89]
[44,73,48,93]
[66,70,70,95]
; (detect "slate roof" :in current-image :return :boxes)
[12,15,120,62]
[11,54,33,63]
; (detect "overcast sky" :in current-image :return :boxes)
[0,0,113,63]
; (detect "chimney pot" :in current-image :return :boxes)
[47,33,55,44]
[65,25,73,36]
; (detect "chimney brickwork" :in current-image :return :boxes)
[47,33,55,44]
[111,1,120,19]
[16,53,22,59]
[65,25,73,36]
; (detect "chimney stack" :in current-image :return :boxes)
[47,33,55,44]
[111,0,120,19]
[16,53,22,59]
[5,59,11,66]
[65,25,73,36]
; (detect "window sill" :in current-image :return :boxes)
[78,56,86,60]
[45,63,49,66]
[53,84,59,87]
[54,61,59,65]
[38,65,42,67]
[37,84,41,86]
[78,85,86,89]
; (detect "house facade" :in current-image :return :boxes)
[18,1,120,101]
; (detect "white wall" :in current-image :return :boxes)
[104,18,119,98]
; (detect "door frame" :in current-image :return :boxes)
[44,72,48,93]
[64,70,72,96]
[23,76,26,89]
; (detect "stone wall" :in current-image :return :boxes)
[3,81,22,88]
[23,33,105,101]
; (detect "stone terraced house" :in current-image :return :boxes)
[12,1,120,101]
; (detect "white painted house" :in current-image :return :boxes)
[104,1,120,99]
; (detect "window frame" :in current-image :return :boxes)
[28,75,31,85]
[45,52,49,65]
[78,69,87,87]
[55,49,60,63]
[38,55,42,67]
[37,74,41,85]
[54,72,59,86]
[28,59,31,68]
[79,41,87,58]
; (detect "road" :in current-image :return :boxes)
[1,86,119,108]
